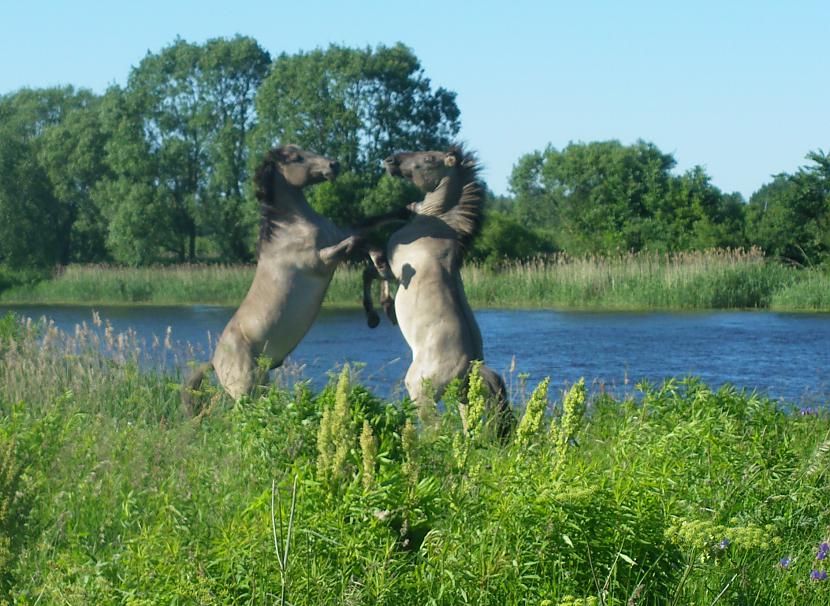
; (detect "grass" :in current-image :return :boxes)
[0,249,827,311]
[2,312,830,604]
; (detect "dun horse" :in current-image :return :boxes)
[364,146,513,434]
[182,145,396,412]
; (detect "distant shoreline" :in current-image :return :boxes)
[1,251,828,312]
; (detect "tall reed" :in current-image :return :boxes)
[0,249,826,310]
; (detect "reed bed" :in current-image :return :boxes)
[2,312,830,604]
[0,249,827,311]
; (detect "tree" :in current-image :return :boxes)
[38,97,111,262]
[253,43,460,234]
[0,86,107,264]
[509,140,744,254]
[0,86,95,139]
[253,43,460,176]
[0,131,61,267]
[469,211,557,264]
[102,36,270,263]
[746,151,830,264]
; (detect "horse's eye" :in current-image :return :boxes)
[294,155,304,163]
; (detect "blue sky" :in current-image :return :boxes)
[2,0,828,198]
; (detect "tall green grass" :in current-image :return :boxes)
[2,313,830,603]
[0,249,828,310]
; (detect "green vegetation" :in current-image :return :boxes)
[462,250,830,311]
[2,313,830,604]
[0,40,457,268]
[1,250,827,311]
[2,37,829,276]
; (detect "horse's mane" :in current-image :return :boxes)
[254,147,292,259]
[414,145,485,246]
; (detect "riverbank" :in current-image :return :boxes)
[1,249,828,311]
[2,315,829,603]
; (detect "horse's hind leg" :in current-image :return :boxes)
[478,364,515,439]
[456,363,515,438]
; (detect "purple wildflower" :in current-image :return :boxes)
[800,407,819,416]
[818,542,830,560]
[718,538,730,549]
[810,569,828,581]
[779,556,791,568]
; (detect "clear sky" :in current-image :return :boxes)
[2,0,828,198]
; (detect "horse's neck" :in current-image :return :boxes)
[432,174,464,207]
[413,174,463,215]
[442,173,465,200]
[266,180,345,244]
[271,180,314,219]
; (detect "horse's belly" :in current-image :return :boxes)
[237,271,331,364]
[393,272,471,360]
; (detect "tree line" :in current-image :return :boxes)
[1,35,828,270]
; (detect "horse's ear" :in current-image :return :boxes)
[271,146,291,164]
[444,153,457,167]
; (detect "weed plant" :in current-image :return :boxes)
[1,313,829,604]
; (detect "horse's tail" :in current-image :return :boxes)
[181,361,213,416]
[478,364,515,440]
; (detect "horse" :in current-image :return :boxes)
[363,146,513,434]
[181,145,400,413]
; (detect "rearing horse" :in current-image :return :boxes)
[182,145,399,412]
[364,146,513,434]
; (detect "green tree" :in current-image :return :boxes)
[253,43,460,187]
[102,36,270,263]
[0,86,108,264]
[38,97,111,262]
[665,168,745,250]
[198,36,272,260]
[0,86,94,139]
[509,140,744,254]
[747,151,830,264]
[469,211,557,263]
[0,131,62,267]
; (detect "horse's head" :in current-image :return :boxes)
[384,147,465,192]
[260,145,340,190]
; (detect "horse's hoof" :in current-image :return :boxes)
[367,312,380,328]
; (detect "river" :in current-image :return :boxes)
[2,304,828,404]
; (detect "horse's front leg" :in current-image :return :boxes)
[354,206,411,236]
[318,234,361,269]
[380,279,397,325]
[362,263,382,328]
[366,246,397,325]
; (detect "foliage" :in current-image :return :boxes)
[1,251,827,311]
[252,43,460,176]
[508,140,748,254]
[0,130,62,267]
[1,38,827,269]
[469,210,558,263]
[100,36,271,263]
[746,151,830,265]
[1,315,830,603]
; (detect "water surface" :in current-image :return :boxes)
[2,305,828,404]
